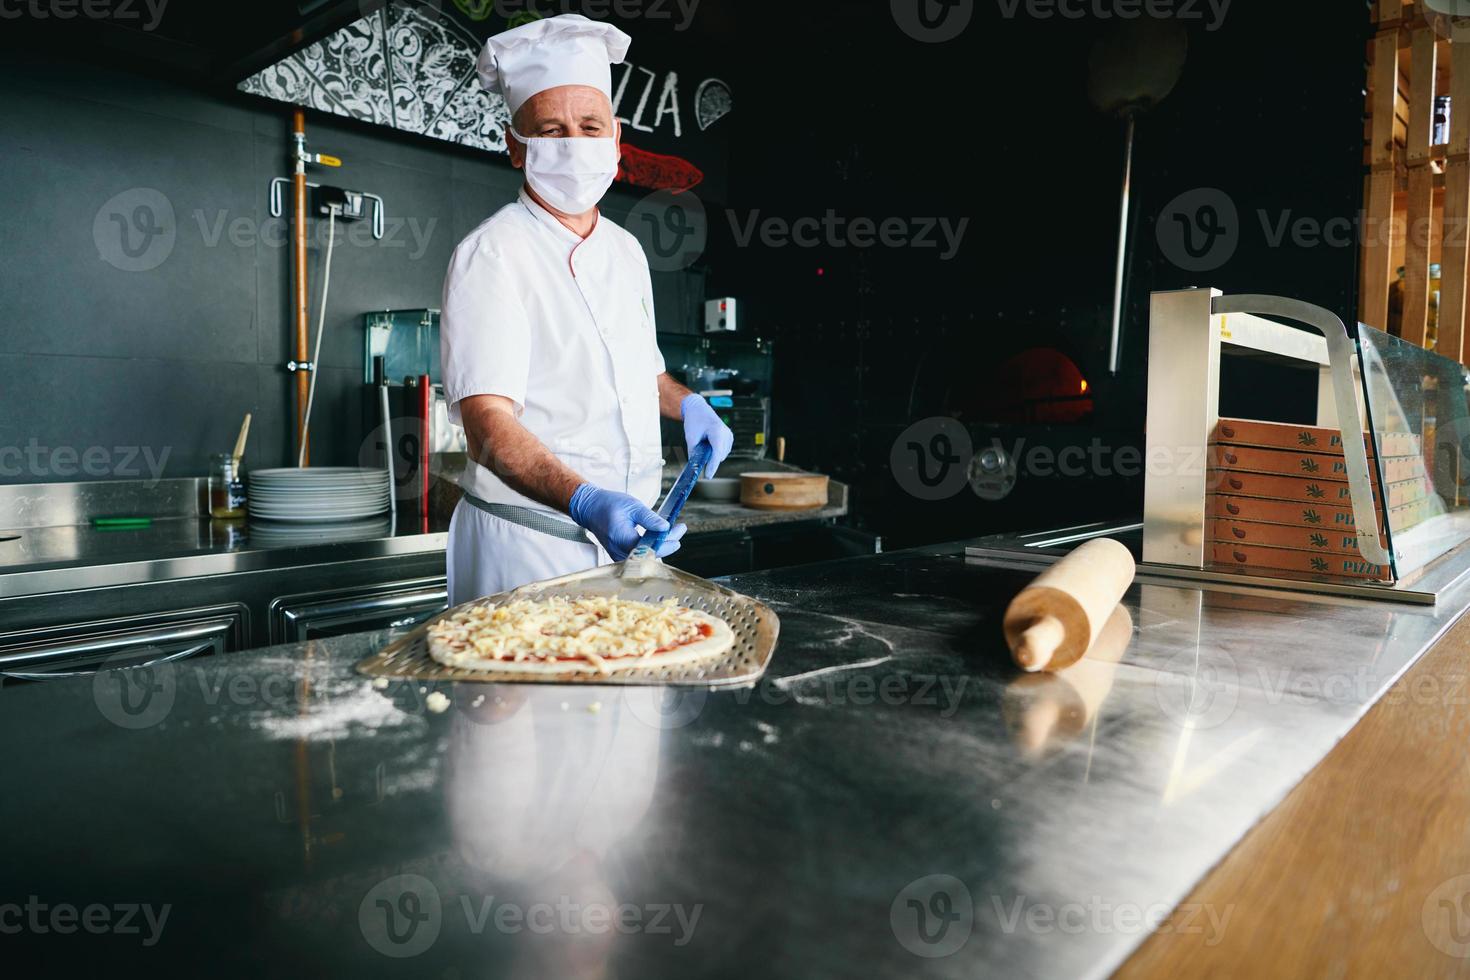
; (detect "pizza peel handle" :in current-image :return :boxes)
[629,441,714,562]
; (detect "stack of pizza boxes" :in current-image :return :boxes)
[1206,418,1432,581]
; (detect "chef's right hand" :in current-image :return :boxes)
[568,484,679,561]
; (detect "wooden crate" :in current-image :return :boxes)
[1362,0,1470,360]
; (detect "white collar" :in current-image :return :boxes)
[518,187,601,248]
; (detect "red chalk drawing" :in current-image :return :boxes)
[619,142,705,193]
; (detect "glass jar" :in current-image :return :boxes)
[208,453,247,519]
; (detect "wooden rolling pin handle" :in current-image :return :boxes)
[1015,615,1065,672]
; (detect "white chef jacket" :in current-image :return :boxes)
[441,188,666,514]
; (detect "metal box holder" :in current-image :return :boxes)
[1142,287,1470,593]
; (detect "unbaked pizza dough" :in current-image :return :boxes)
[427,595,735,676]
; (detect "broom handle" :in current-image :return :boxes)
[630,441,714,560]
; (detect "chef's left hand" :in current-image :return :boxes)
[681,394,735,480]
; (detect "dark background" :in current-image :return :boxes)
[0,0,1372,548]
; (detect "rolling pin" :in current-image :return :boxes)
[1003,537,1136,672]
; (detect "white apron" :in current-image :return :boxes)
[440,189,665,603]
[445,501,609,606]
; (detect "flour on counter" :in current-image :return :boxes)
[826,616,897,653]
[773,656,895,691]
[248,684,424,742]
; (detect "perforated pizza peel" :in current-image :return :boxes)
[356,444,780,687]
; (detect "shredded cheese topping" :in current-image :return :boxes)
[428,595,708,667]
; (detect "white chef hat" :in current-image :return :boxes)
[476,14,632,118]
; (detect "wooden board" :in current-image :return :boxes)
[1403,26,1438,346]
[1116,594,1470,979]
[1362,29,1401,331]
[1438,22,1470,362]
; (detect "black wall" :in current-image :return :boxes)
[1,1,1376,548]
[702,0,1374,545]
[0,50,705,485]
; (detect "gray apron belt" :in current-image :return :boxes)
[462,492,589,545]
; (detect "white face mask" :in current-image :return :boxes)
[510,124,619,215]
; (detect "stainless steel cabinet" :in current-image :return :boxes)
[268,577,448,644]
[0,605,246,679]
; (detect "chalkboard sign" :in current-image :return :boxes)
[238,0,732,201]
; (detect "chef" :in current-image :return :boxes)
[441,14,734,606]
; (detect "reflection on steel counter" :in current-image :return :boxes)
[1002,605,1131,758]
[3,543,1469,975]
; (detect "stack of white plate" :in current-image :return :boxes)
[248,515,394,546]
[248,467,392,523]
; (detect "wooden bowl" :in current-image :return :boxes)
[739,472,829,510]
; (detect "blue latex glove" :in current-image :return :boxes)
[568,484,687,561]
[681,393,735,480]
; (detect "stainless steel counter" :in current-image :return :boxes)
[0,477,846,599]
[0,514,450,599]
[3,540,1466,976]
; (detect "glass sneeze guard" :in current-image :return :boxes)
[1357,322,1470,579]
